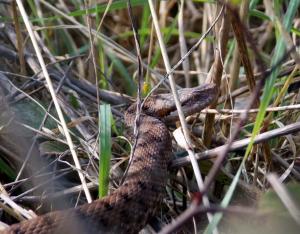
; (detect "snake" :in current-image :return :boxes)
[2,83,217,234]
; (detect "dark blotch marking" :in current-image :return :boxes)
[42,215,53,227]
[119,209,132,224]
[120,209,128,217]
[141,132,152,139]
[103,201,113,211]
[151,184,157,192]
[133,157,142,164]
[137,141,148,149]
[121,193,130,202]
[152,134,163,143]
[142,133,163,144]
[137,198,146,207]
[136,214,145,224]
[137,181,147,190]
[136,198,148,213]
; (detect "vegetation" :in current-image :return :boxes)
[0,0,299,233]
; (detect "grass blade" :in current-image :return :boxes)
[243,0,300,166]
[205,1,300,233]
[99,104,112,198]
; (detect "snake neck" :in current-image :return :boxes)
[5,115,172,234]
[3,84,217,234]
[75,115,173,233]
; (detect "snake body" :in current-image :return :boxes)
[3,84,216,234]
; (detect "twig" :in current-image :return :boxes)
[142,3,224,101]
[15,62,73,182]
[201,104,300,114]
[267,173,300,225]
[148,0,222,230]
[15,0,92,202]
[203,4,230,146]
[159,204,264,234]
[202,46,296,195]
[120,0,144,184]
[165,43,297,229]
[178,0,190,87]
[171,120,300,168]
[11,1,26,75]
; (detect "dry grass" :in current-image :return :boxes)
[0,1,300,233]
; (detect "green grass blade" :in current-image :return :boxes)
[291,27,300,37]
[150,16,179,68]
[205,2,300,232]
[107,51,136,95]
[249,9,271,21]
[244,0,300,163]
[98,44,108,90]
[116,28,211,40]
[69,0,147,17]
[249,0,260,10]
[0,158,15,179]
[29,0,147,24]
[204,162,244,234]
[99,104,112,198]
[140,4,150,47]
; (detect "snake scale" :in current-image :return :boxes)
[2,83,217,234]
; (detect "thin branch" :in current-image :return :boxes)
[15,0,92,202]
[171,120,300,168]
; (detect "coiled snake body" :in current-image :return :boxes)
[3,84,216,234]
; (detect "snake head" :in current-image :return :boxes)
[170,83,218,120]
[177,83,217,106]
[142,83,217,122]
[125,83,217,125]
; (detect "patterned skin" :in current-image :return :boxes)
[2,84,217,234]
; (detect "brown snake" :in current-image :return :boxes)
[2,84,216,234]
